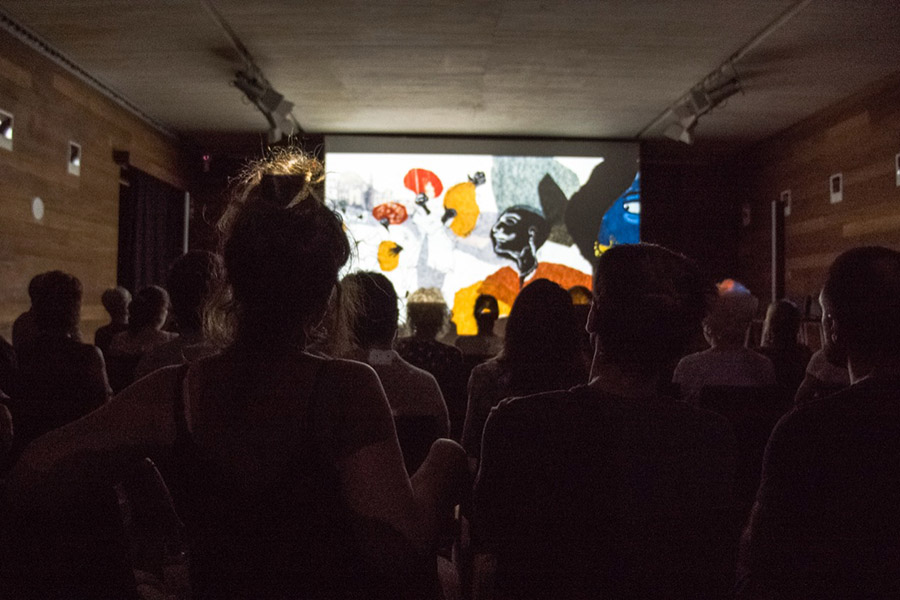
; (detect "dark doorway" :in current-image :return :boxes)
[117,168,186,294]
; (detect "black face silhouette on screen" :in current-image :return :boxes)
[490,206,549,281]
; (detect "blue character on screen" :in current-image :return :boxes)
[597,172,640,249]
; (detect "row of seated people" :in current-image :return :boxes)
[0,252,223,463]
[0,150,894,599]
[0,269,855,600]
[0,263,854,598]
[0,255,818,480]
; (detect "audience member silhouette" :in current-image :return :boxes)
[568,284,594,368]
[757,299,812,395]
[11,270,111,450]
[306,276,361,359]
[455,294,503,359]
[566,284,592,306]
[738,246,900,599]
[344,272,450,474]
[793,346,851,407]
[0,333,15,399]
[793,289,851,406]
[4,271,129,599]
[94,286,132,359]
[0,394,13,471]
[462,279,588,464]
[396,288,468,441]
[4,150,466,599]
[12,272,47,353]
[106,285,177,392]
[673,280,775,403]
[135,251,223,378]
[472,243,735,600]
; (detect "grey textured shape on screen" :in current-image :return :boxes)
[490,157,581,215]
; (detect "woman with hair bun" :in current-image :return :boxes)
[5,149,466,599]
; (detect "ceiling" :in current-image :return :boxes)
[1,0,899,147]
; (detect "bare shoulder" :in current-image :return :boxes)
[116,362,188,407]
[318,357,383,392]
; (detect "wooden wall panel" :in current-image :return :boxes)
[737,71,900,311]
[0,30,188,342]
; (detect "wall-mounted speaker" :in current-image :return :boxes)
[68,141,82,176]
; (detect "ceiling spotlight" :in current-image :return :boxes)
[663,68,741,144]
[672,103,696,127]
[664,122,695,145]
[235,71,298,142]
[665,102,699,144]
[706,77,742,105]
[687,87,712,115]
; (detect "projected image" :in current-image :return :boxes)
[325,144,639,335]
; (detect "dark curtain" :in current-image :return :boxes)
[117,169,186,294]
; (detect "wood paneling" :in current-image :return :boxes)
[736,71,900,310]
[0,29,188,342]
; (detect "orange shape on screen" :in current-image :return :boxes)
[377,241,403,271]
[452,265,592,335]
[403,168,443,198]
[452,282,512,336]
[443,181,480,237]
[372,202,408,225]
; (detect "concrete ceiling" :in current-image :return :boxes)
[1,0,899,147]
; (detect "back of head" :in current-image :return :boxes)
[208,149,351,351]
[474,294,499,334]
[406,287,448,340]
[167,251,224,332]
[761,299,801,349]
[704,281,759,346]
[822,246,900,358]
[101,287,132,321]
[27,272,49,305]
[345,271,399,349]
[129,285,170,332]
[32,271,83,333]
[568,285,592,306]
[589,243,714,371]
[503,279,579,365]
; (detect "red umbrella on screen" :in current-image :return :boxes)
[404,168,443,198]
[372,202,408,230]
[404,168,443,215]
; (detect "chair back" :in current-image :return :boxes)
[698,385,793,507]
[393,414,442,474]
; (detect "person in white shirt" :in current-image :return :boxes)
[673,281,776,403]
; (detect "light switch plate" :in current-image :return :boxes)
[830,173,843,204]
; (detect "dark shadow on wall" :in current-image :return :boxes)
[640,140,747,284]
